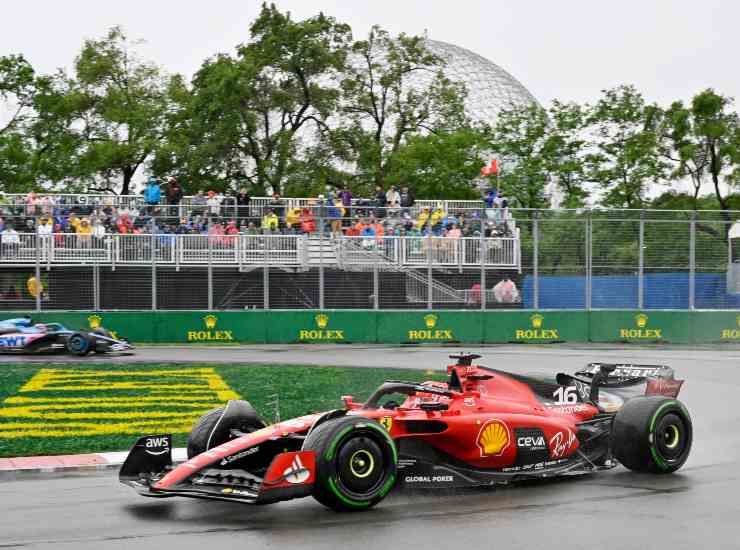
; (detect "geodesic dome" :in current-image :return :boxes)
[420,39,539,125]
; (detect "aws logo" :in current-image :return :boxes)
[515,314,559,340]
[298,314,345,340]
[720,315,740,339]
[407,314,454,341]
[87,315,120,340]
[187,315,235,342]
[619,313,662,340]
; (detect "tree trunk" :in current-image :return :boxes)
[122,166,134,196]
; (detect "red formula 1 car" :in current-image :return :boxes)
[120,354,692,511]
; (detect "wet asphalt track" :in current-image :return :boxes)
[1,344,739,550]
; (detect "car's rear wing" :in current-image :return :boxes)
[575,363,676,381]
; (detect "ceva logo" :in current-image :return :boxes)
[187,314,235,342]
[619,313,662,339]
[298,314,345,340]
[515,314,559,340]
[407,314,454,341]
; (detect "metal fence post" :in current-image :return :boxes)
[373,262,379,310]
[319,212,325,310]
[427,226,433,310]
[480,214,486,311]
[35,235,41,313]
[533,213,539,311]
[207,235,213,310]
[263,239,269,310]
[93,263,100,311]
[586,211,592,311]
[151,233,157,311]
[689,213,696,310]
[638,211,645,310]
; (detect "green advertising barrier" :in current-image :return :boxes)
[484,311,589,343]
[4,309,740,345]
[376,311,483,344]
[691,311,740,343]
[32,311,158,343]
[589,310,691,344]
[266,310,376,344]
[153,311,267,344]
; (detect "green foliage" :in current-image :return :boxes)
[385,128,487,199]
[586,85,669,208]
[334,25,471,192]
[175,3,351,193]
[59,26,175,194]
[490,104,550,209]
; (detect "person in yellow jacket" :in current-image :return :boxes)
[430,207,444,228]
[417,207,431,229]
[75,217,93,247]
[285,207,301,231]
[261,209,279,233]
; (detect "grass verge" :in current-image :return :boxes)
[0,362,444,458]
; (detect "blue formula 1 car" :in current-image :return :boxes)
[0,317,134,356]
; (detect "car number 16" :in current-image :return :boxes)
[552,386,578,404]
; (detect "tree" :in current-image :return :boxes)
[0,54,37,191]
[586,85,669,208]
[686,89,738,220]
[181,4,351,193]
[542,100,590,207]
[385,128,488,199]
[489,104,550,209]
[334,26,469,191]
[37,27,176,194]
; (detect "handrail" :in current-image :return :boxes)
[0,233,520,269]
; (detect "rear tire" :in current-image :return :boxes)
[612,396,692,473]
[66,332,92,356]
[187,400,265,459]
[303,416,397,512]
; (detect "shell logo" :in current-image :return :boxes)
[476,419,511,457]
[635,314,648,328]
[530,314,544,329]
[424,314,438,329]
[88,315,102,329]
[203,315,218,329]
[315,314,329,329]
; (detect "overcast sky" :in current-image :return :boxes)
[1,0,738,107]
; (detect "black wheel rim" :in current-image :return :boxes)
[654,413,688,462]
[336,435,385,497]
[68,335,88,353]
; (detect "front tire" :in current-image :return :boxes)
[66,332,92,356]
[303,416,397,512]
[612,396,692,473]
[187,400,266,458]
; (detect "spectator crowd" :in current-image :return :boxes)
[0,177,514,250]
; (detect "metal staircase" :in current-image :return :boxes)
[336,238,466,304]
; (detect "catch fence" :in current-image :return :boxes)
[0,207,738,311]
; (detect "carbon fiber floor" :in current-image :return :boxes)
[0,344,738,550]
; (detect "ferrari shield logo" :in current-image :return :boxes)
[380,416,393,431]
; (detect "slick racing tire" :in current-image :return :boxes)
[612,396,692,474]
[303,416,397,512]
[66,332,93,356]
[187,400,266,459]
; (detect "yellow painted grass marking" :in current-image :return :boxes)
[0,408,213,420]
[5,395,220,404]
[2,367,240,437]
[0,420,199,438]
